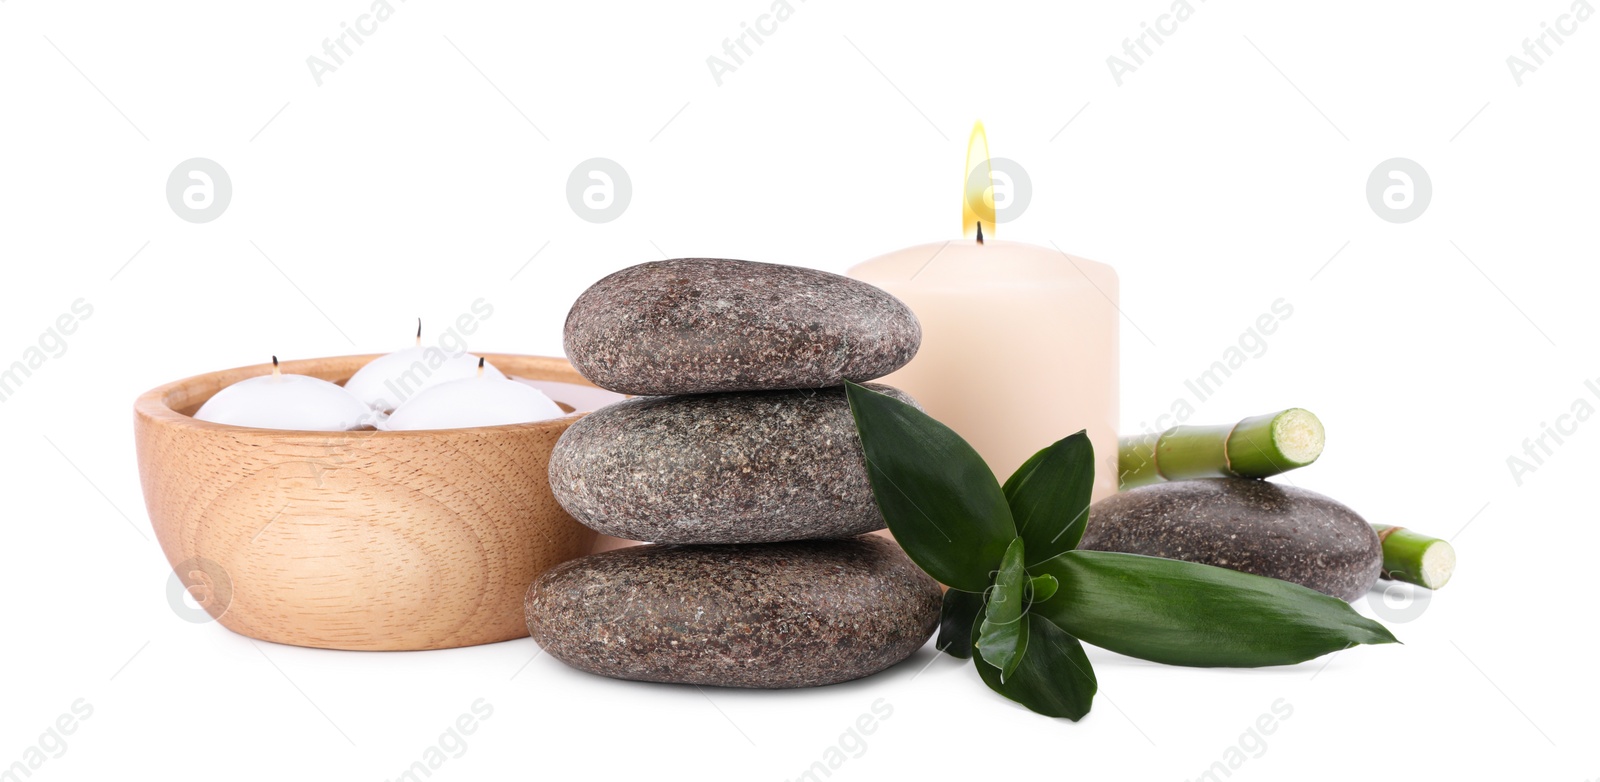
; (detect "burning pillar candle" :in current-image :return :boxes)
[848,124,1121,500]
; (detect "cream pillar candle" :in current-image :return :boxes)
[849,240,1120,501]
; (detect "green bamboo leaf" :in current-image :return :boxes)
[974,612,1098,721]
[1028,574,1059,603]
[937,589,984,659]
[975,538,1028,679]
[1003,445,1050,496]
[978,611,1028,682]
[1003,431,1095,565]
[845,381,1016,592]
[1033,550,1399,668]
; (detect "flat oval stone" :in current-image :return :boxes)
[549,384,915,544]
[1080,479,1382,601]
[524,536,941,688]
[564,258,921,395]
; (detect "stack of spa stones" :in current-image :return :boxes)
[525,258,942,689]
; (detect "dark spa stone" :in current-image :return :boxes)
[1079,478,1383,601]
[548,384,916,545]
[563,258,921,395]
[524,536,942,689]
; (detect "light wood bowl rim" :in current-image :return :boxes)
[134,352,599,438]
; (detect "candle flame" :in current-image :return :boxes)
[962,120,995,241]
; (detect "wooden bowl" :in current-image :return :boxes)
[134,353,621,651]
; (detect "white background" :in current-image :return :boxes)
[2,1,1596,779]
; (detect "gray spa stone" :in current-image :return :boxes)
[1079,478,1383,601]
[524,535,941,689]
[548,384,916,544]
[563,258,921,395]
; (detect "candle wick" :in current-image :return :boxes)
[976,222,985,245]
[271,355,281,377]
[477,356,485,378]
[416,318,423,347]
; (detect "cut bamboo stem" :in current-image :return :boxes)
[1372,525,1455,589]
[1119,409,1325,489]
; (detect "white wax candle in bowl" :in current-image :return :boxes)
[383,358,566,431]
[194,356,373,431]
[343,320,506,411]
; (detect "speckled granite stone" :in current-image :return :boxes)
[1080,478,1383,601]
[563,258,921,395]
[548,384,917,544]
[524,535,941,688]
